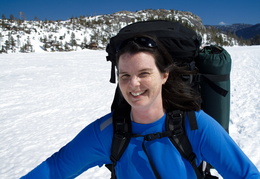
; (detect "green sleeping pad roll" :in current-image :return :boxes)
[197,45,232,132]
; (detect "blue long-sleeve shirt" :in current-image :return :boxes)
[21,110,260,178]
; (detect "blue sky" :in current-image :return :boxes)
[1,0,259,25]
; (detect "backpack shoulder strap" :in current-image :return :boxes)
[166,110,203,179]
[105,102,132,179]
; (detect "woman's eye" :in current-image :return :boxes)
[120,74,130,80]
[139,72,150,78]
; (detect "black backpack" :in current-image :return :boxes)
[105,20,231,179]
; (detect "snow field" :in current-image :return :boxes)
[0,46,259,178]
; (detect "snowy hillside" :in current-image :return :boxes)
[0,46,259,178]
[0,9,241,54]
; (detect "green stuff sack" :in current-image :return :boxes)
[197,45,232,132]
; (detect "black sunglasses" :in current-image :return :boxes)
[116,37,157,52]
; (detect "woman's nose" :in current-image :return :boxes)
[129,76,140,87]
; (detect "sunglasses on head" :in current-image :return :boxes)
[116,36,157,52]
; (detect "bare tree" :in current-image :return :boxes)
[19,11,26,20]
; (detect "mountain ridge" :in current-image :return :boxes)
[206,23,260,39]
[0,9,256,53]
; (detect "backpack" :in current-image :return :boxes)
[105,20,231,179]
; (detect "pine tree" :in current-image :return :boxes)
[5,40,10,51]
[34,16,39,21]
[17,35,21,47]
[251,35,260,45]
[10,36,16,52]
[9,14,15,22]
[2,14,6,20]
[70,32,77,47]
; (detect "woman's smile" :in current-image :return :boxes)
[130,90,147,97]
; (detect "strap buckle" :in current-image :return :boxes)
[144,132,163,141]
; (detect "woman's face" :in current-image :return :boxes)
[118,52,168,111]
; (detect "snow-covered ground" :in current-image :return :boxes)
[0,46,259,178]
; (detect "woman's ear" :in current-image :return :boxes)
[162,72,169,85]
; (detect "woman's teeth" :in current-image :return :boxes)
[131,91,145,97]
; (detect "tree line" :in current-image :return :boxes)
[0,10,257,54]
